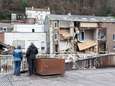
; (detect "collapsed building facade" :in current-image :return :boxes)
[45,14,115,54]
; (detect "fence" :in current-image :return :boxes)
[0,53,115,74]
[0,55,28,75]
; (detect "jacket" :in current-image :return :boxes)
[26,44,38,59]
[13,49,23,61]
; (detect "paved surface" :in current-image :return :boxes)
[0,68,115,86]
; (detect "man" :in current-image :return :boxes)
[26,43,38,76]
[13,46,23,76]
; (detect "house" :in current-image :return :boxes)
[0,23,13,32]
[44,14,115,54]
[11,13,26,23]
[25,7,50,24]
[0,7,51,53]
[3,7,51,53]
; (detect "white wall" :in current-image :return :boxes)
[26,8,50,24]
[14,24,44,32]
[4,33,47,53]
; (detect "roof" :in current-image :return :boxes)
[46,14,115,22]
[0,23,13,28]
[26,7,50,12]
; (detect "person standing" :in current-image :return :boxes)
[13,46,23,76]
[26,43,38,76]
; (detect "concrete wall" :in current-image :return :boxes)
[103,23,115,53]
[4,32,47,53]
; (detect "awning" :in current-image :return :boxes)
[78,40,97,51]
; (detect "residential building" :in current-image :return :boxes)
[11,13,26,23]
[25,7,50,24]
[5,7,51,52]
[0,23,13,32]
[45,14,115,54]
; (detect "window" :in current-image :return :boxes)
[54,33,58,39]
[2,27,7,32]
[74,21,80,27]
[113,34,115,41]
[79,31,85,41]
[41,47,45,50]
[32,29,35,32]
[3,28,6,31]
[55,44,58,53]
[54,21,59,27]
[55,22,57,27]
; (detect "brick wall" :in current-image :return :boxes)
[0,32,4,43]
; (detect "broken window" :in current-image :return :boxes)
[98,29,106,40]
[74,21,80,27]
[55,44,58,53]
[79,31,85,41]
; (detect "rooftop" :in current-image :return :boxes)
[46,14,115,22]
[0,23,13,28]
[0,68,115,86]
[26,7,50,12]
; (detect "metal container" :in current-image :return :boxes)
[35,58,65,75]
[97,55,115,68]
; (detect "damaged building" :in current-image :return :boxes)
[44,14,115,54]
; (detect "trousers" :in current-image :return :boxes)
[14,61,21,76]
[27,59,36,75]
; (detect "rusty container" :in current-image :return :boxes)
[97,55,115,68]
[35,58,65,75]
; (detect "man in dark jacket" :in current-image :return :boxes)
[26,43,38,76]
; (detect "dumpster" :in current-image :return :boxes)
[35,58,65,75]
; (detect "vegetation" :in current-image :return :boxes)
[0,0,114,20]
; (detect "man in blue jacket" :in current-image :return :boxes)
[13,46,23,76]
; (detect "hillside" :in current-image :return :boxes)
[0,0,115,20]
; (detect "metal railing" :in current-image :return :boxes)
[0,53,115,74]
[0,55,28,75]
